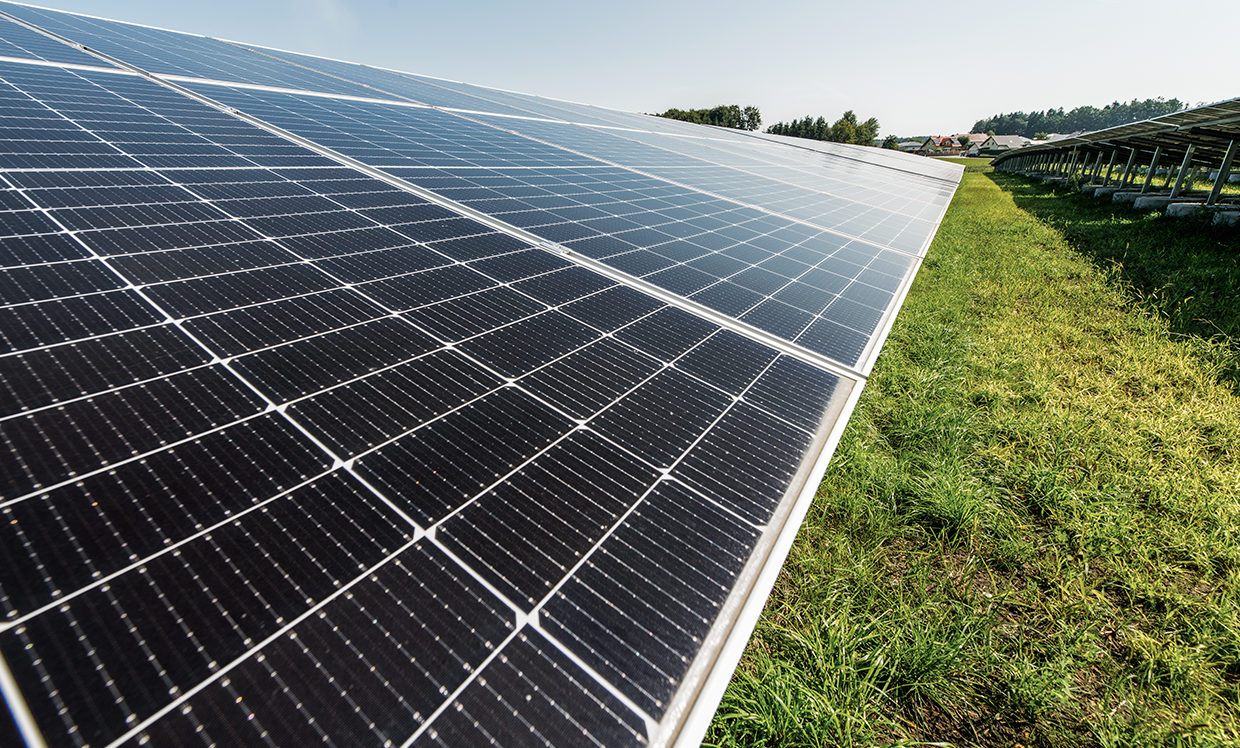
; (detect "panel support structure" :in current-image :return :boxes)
[1141,146,1164,193]
[1170,143,1196,199]
[1207,140,1237,206]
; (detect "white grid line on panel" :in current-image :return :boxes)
[0,32,878,379]
[95,534,438,748]
[657,374,863,748]
[0,466,369,631]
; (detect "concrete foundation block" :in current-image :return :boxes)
[1166,203,1204,218]
[1133,196,1182,210]
[1214,211,1240,227]
[1079,185,1099,195]
[1093,187,1122,198]
[1112,191,1145,204]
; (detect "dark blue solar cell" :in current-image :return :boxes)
[686,251,748,278]
[821,296,885,334]
[402,285,546,343]
[423,230,524,260]
[183,289,386,356]
[413,628,646,747]
[644,264,717,296]
[757,253,812,279]
[744,355,843,430]
[438,430,659,609]
[0,14,111,66]
[359,263,497,311]
[0,290,163,353]
[773,281,835,316]
[648,239,712,263]
[457,310,599,379]
[740,299,814,340]
[796,316,870,366]
[589,369,731,468]
[601,248,675,277]
[676,329,778,395]
[689,281,763,317]
[558,284,662,332]
[671,403,816,524]
[353,386,574,525]
[312,243,451,282]
[613,306,716,360]
[799,267,851,295]
[520,337,661,420]
[512,265,614,306]
[468,247,571,282]
[229,316,438,402]
[730,266,791,295]
[1,366,265,499]
[287,349,501,458]
[540,480,759,717]
[841,278,896,307]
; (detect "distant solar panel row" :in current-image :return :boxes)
[0,5,960,748]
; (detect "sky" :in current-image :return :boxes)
[7,0,1237,137]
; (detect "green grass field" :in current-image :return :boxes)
[704,168,1240,747]
[940,156,993,168]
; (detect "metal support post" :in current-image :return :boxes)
[1102,149,1119,185]
[1169,143,1195,199]
[1119,148,1138,188]
[1207,140,1237,206]
[1140,146,1163,193]
[1088,150,1103,183]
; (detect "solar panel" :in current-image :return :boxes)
[0,5,962,747]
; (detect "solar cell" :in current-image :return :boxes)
[0,5,961,747]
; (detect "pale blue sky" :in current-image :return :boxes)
[8,0,1237,136]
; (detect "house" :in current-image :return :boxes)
[898,140,923,152]
[919,135,962,154]
[979,134,1029,152]
[953,133,988,155]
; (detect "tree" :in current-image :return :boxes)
[740,106,762,131]
[766,109,882,146]
[829,110,858,144]
[971,97,1185,139]
[882,135,900,150]
[1034,131,1049,141]
[653,104,762,131]
[958,135,971,150]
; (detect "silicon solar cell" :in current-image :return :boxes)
[0,4,962,747]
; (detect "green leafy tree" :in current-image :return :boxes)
[972,97,1185,138]
[741,106,762,131]
[766,109,882,146]
[654,104,762,131]
[830,111,858,144]
[958,135,971,150]
[882,135,900,150]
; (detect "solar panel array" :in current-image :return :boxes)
[0,5,962,747]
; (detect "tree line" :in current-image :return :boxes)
[654,104,762,131]
[766,110,885,147]
[973,97,1186,138]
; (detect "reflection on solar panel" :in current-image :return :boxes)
[0,4,962,747]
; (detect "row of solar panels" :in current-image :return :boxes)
[0,3,961,747]
[992,96,1240,200]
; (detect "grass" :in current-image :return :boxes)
[941,156,994,169]
[704,166,1240,747]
